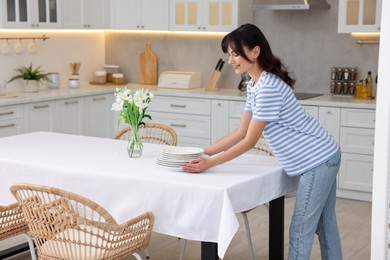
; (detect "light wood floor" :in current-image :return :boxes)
[5,197,371,260]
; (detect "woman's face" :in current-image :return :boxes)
[226,45,259,76]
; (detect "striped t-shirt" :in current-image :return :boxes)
[244,71,339,176]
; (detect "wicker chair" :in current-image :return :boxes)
[114,123,177,146]
[179,135,274,260]
[10,183,154,260]
[0,202,37,260]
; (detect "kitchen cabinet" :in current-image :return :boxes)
[338,0,382,33]
[111,0,169,30]
[148,95,211,147]
[56,97,84,135]
[169,0,252,32]
[84,94,114,138]
[1,0,62,29]
[23,101,56,133]
[0,105,23,137]
[318,107,340,143]
[211,100,229,143]
[62,0,110,29]
[339,108,375,198]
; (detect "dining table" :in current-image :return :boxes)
[0,132,299,259]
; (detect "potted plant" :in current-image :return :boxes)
[8,63,50,93]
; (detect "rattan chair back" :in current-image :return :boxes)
[10,183,154,260]
[0,202,29,241]
[250,135,274,156]
[114,123,177,146]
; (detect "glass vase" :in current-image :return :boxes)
[127,126,143,158]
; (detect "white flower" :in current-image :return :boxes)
[111,102,123,111]
[112,88,153,126]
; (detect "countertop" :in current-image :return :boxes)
[0,83,376,109]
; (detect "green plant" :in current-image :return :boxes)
[8,63,50,83]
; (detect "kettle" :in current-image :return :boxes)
[238,72,251,91]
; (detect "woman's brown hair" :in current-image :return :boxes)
[221,23,295,88]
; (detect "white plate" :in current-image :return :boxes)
[161,147,204,156]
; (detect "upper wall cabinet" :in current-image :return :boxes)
[1,0,62,29]
[63,0,110,29]
[111,0,169,30]
[338,0,382,33]
[169,0,253,32]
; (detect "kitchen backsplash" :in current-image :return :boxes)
[0,31,105,92]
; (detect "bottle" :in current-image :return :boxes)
[366,71,373,98]
[361,79,368,98]
[355,80,363,97]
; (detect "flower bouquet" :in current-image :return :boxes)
[112,88,154,157]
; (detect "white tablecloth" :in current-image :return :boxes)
[0,132,299,258]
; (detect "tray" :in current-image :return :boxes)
[89,81,128,86]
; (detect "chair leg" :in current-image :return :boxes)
[132,253,142,260]
[179,239,188,260]
[241,212,255,260]
[21,233,37,260]
[144,248,150,259]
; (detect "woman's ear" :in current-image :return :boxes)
[253,46,261,59]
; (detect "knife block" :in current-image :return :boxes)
[205,70,221,91]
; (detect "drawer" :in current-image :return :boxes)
[339,153,373,192]
[151,111,211,139]
[341,108,376,128]
[340,127,375,155]
[0,105,23,120]
[0,119,24,137]
[149,96,211,115]
[229,101,245,118]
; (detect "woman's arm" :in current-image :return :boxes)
[181,117,267,173]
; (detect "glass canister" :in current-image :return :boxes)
[95,71,107,84]
[104,65,120,82]
[112,73,125,84]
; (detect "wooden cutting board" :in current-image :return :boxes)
[139,41,158,85]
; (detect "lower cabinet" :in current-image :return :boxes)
[84,94,114,138]
[6,93,115,139]
[24,101,56,133]
[337,108,376,201]
[0,105,23,137]
[149,96,211,148]
[56,98,84,135]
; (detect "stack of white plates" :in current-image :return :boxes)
[156,147,204,170]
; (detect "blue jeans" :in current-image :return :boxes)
[288,149,342,260]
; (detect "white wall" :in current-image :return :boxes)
[0,31,105,92]
[371,0,390,257]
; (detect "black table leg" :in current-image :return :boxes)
[201,241,218,260]
[269,196,285,260]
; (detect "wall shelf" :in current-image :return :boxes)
[0,35,50,41]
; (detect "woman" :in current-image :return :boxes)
[181,24,342,260]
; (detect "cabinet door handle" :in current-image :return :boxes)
[0,123,15,129]
[93,97,106,101]
[0,111,14,116]
[170,104,186,108]
[33,105,49,109]
[170,123,186,128]
[64,100,79,105]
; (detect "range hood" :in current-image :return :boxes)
[252,0,330,10]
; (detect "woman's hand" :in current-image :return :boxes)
[181,158,211,173]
